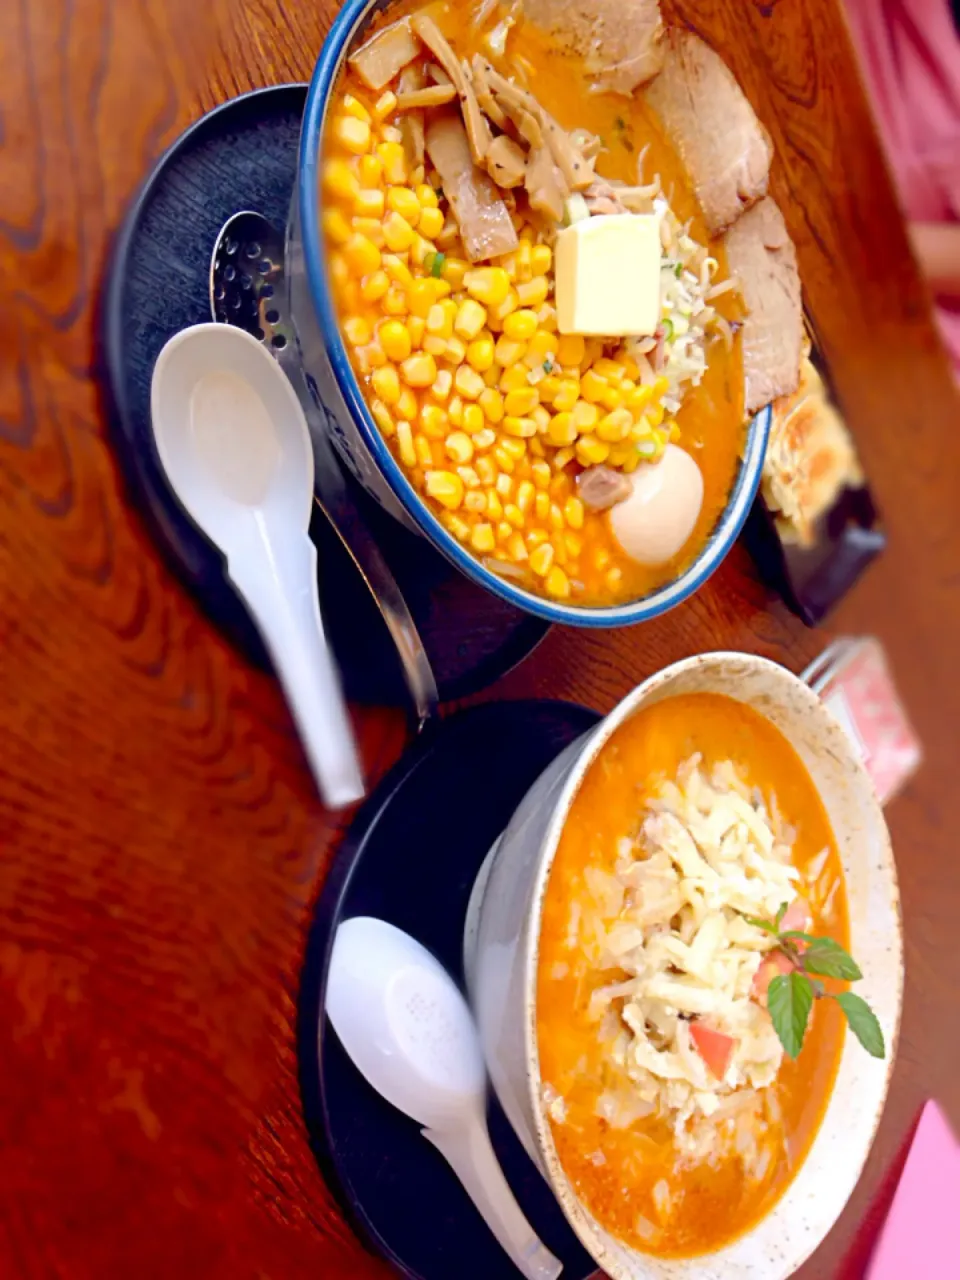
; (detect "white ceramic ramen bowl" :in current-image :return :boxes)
[464,652,903,1280]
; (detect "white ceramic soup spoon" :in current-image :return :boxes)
[151,323,364,810]
[327,917,562,1280]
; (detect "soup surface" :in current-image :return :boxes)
[537,693,848,1258]
[321,0,745,607]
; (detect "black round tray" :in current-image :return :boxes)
[297,700,601,1280]
[101,85,548,706]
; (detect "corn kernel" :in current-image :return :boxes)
[342,93,372,124]
[382,212,413,252]
[581,370,608,403]
[575,435,610,466]
[409,315,425,348]
[341,315,369,347]
[383,254,413,287]
[466,337,495,373]
[340,232,378,275]
[353,216,386,247]
[416,183,439,208]
[527,528,549,549]
[454,299,487,340]
[553,446,574,471]
[605,567,623,591]
[404,279,433,318]
[360,269,389,303]
[471,522,496,553]
[359,154,383,186]
[377,141,407,183]
[499,366,530,393]
[418,206,444,239]
[445,431,474,464]
[423,335,447,356]
[386,187,420,223]
[594,358,624,382]
[371,364,401,406]
[370,399,395,436]
[378,320,411,362]
[503,416,537,438]
[516,480,535,514]
[486,490,504,520]
[500,436,527,460]
[465,491,487,513]
[554,335,584,368]
[504,386,539,416]
[493,445,515,473]
[504,503,524,529]
[419,404,448,439]
[494,336,526,368]
[397,419,416,467]
[463,267,511,307]
[535,490,550,520]
[551,379,579,413]
[462,403,485,435]
[546,412,577,446]
[372,90,397,120]
[450,366,483,403]
[547,502,565,531]
[443,336,467,364]
[483,364,500,386]
[424,469,465,510]
[441,256,469,288]
[512,277,547,309]
[527,243,551,276]
[597,408,633,443]
[506,532,528,562]
[653,375,670,398]
[538,374,562,404]
[475,453,497,482]
[525,331,557,368]
[627,384,654,414]
[559,496,583,531]
[354,188,385,218]
[322,208,352,245]
[430,368,453,401]
[333,115,371,154]
[530,543,555,577]
[532,405,550,432]
[478,387,504,424]
[445,513,471,542]
[516,240,532,282]
[414,433,433,467]
[448,395,464,426]
[474,429,497,453]
[647,403,665,428]
[458,465,481,489]
[497,521,514,545]
[396,387,418,420]
[527,462,548,490]
[495,473,513,498]
[323,158,360,202]
[503,309,539,342]
[572,400,599,432]
[425,307,449,351]
[400,352,436,388]
[411,163,426,186]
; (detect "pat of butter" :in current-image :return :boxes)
[555,213,662,337]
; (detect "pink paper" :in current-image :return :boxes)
[868,1101,960,1278]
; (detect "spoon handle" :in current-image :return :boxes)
[423,1120,562,1280]
[227,528,364,810]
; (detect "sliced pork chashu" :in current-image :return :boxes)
[521,0,666,94]
[645,31,772,235]
[723,198,803,413]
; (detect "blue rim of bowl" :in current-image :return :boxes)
[299,0,772,628]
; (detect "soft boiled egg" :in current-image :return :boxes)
[608,445,705,566]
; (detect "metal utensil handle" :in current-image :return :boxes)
[275,345,439,731]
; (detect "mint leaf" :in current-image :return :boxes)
[743,914,779,935]
[767,972,814,1059]
[834,992,885,1058]
[775,901,789,928]
[802,938,863,981]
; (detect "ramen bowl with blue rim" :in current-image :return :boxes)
[287,0,771,627]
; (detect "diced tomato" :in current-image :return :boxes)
[780,896,813,936]
[752,949,795,1001]
[689,1021,736,1079]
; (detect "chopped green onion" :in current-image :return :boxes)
[674,262,683,278]
[543,358,554,374]
[430,252,446,279]
[661,318,674,341]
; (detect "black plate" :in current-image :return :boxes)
[297,700,602,1280]
[101,85,548,706]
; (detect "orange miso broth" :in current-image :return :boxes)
[536,693,848,1258]
[321,0,745,608]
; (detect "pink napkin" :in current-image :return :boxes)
[868,1101,960,1278]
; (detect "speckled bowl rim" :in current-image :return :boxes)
[518,652,902,1278]
[298,0,772,628]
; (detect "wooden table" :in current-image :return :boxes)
[1,0,958,1275]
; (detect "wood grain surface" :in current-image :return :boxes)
[1,1,958,1277]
